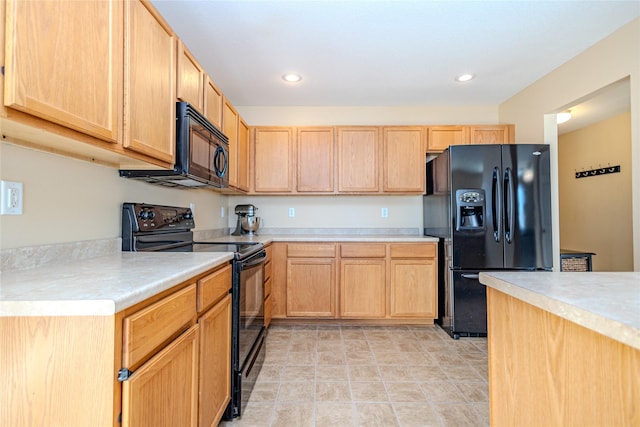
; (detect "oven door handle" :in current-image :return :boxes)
[241,251,267,269]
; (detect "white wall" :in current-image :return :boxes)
[499,18,640,271]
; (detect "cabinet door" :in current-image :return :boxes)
[253,127,295,193]
[4,0,122,143]
[198,294,231,427]
[124,0,176,164]
[383,127,425,193]
[177,40,204,111]
[470,125,514,145]
[340,259,386,318]
[389,259,437,318]
[223,99,239,188]
[337,127,380,192]
[122,325,199,427]
[427,126,469,152]
[203,77,223,130]
[286,258,335,317]
[236,119,251,192]
[297,127,335,192]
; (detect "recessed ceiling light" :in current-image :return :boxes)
[557,110,572,124]
[282,73,302,83]
[455,73,475,83]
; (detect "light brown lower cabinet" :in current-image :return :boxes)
[0,264,233,427]
[198,293,232,427]
[121,324,199,427]
[340,259,386,318]
[273,241,438,321]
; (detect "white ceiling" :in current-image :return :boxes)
[152,0,638,124]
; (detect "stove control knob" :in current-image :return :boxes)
[148,211,156,220]
[139,210,149,220]
[183,210,193,220]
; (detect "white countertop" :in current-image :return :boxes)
[479,271,640,351]
[200,234,439,244]
[0,252,233,317]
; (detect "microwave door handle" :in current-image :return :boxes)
[213,146,227,177]
[492,166,501,242]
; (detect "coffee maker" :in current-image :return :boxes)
[231,204,261,236]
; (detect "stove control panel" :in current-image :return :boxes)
[123,203,195,232]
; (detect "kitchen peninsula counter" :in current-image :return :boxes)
[0,251,233,316]
[199,233,440,244]
[479,271,640,426]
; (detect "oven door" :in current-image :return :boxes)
[237,250,266,366]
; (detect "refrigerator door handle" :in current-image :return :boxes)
[461,273,480,279]
[491,166,502,242]
[504,167,515,244]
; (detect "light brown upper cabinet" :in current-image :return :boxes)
[427,126,470,152]
[4,0,122,143]
[176,40,204,112]
[470,125,515,145]
[204,77,223,130]
[123,0,176,164]
[253,127,295,193]
[337,127,380,193]
[223,99,239,188]
[383,127,426,193]
[236,119,250,192]
[297,127,335,192]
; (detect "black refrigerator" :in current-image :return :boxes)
[423,144,552,338]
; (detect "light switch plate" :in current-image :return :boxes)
[1,180,23,215]
[288,207,295,217]
[381,207,388,218]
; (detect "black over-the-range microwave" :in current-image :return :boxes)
[119,102,229,189]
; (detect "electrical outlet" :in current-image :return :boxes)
[288,207,295,217]
[381,207,388,218]
[220,206,225,218]
[1,180,23,215]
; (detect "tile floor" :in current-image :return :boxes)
[219,324,489,427]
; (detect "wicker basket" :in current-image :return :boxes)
[561,256,590,272]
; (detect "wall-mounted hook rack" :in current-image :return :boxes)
[575,165,620,179]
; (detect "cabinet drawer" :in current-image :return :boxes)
[390,243,436,259]
[197,264,232,313]
[340,243,386,258]
[123,284,196,370]
[287,243,336,258]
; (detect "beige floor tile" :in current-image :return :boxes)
[409,365,449,382]
[385,382,427,402]
[473,402,490,425]
[315,402,357,427]
[317,350,346,365]
[346,350,377,365]
[378,365,414,382]
[344,340,371,352]
[356,402,399,427]
[393,403,443,427]
[432,403,487,427]
[281,365,315,381]
[317,339,345,352]
[257,364,284,382]
[318,329,342,340]
[350,381,389,402]
[289,340,316,352]
[247,381,280,402]
[402,352,437,366]
[277,381,315,402]
[316,381,351,401]
[286,351,316,366]
[374,351,405,365]
[454,381,489,403]
[420,382,467,403]
[272,403,315,427]
[368,340,399,353]
[442,365,485,382]
[316,365,348,381]
[348,364,380,381]
[341,328,367,340]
